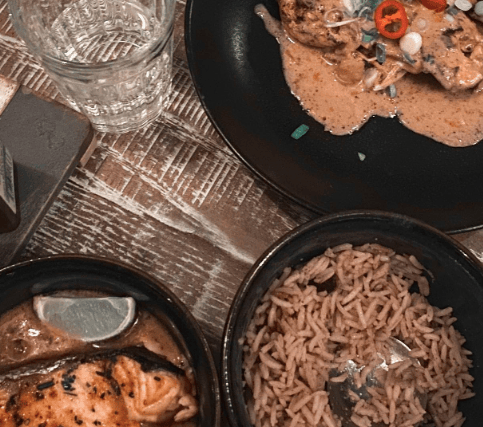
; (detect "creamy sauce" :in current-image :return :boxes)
[0,293,187,369]
[256,5,483,147]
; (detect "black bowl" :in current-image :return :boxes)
[0,255,221,427]
[222,210,483,427]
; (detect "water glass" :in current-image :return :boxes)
[8,0,176,133]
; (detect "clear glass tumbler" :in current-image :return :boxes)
[8,0,176,133]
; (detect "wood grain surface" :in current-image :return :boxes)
[0,0,315,356]
[0,87,93,265]
[0,0,483,364]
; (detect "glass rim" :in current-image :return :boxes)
[9,9,174,72]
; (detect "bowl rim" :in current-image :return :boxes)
[221,209,483,427]
[0,253,221,427]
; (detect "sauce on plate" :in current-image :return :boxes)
[256,4,483,147]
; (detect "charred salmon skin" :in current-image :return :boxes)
[0,347,198,427]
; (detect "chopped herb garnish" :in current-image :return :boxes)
[37,381,55,391]
[447,5,459,14]
[358,0,382,14]
[291,124,309,140]
[62,374,76,383]
[358,152,366,161]
[95,367,112,379]
[111,381,121,396]
[376,43,386,64]
[403,52,416,64]
[358,7,374,19]
[62,378,75,391]
[361,27,379,43]
[362,27,379,37]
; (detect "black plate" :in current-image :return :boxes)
[221,211,483,426]
[0,255,221,427]
[185,0,483,233]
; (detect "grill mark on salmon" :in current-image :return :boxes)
[0,347,198,427]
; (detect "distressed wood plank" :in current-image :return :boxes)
[86,117,314,256]
[17,164,312,351]
[18,179,246,349]
[7,0,483,372]
[10,36,315,352]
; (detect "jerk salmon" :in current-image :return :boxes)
[0,347,198,427]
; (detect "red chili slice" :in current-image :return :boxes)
[420,0,446,12]
[374,0,409,40]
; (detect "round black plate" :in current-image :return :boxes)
[221,211,483,426]
[185,0,483,233]
[0,255,221,427]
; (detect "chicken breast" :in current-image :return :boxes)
[278,0,361,55]
[278,0,483,91]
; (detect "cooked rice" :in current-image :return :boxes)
[241,244,474,427]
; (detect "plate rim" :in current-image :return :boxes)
[0,253,222,427]
[184,0,483,234]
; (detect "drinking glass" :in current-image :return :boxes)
[8,0,176,133]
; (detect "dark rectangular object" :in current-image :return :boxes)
[0,87,93,266]
[0,144,20,232]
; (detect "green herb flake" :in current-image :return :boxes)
[291,124,309,140]
[37,380,55,391]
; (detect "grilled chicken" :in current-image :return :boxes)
[278,0,483,91]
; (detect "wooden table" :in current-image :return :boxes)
[1,0,483,365]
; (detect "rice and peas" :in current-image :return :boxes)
[241,243,474,427]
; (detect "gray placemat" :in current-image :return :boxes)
[0,87,93,267]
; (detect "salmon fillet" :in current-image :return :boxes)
[0,347,198,427]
